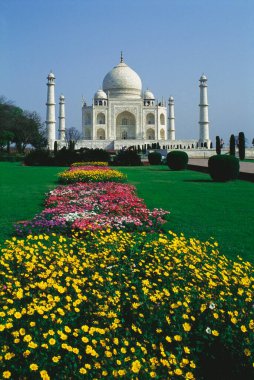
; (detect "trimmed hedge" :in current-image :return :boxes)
[167,151,188,170]
[112,150,142,166]
[148,152,162,165]
[208,155,239,182]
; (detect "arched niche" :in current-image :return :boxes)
[146,128,155,140]
[116,111,136,140]
[146,113,155,125]
[160,114,165,125]
[97,128,105,140]
[97,112,105,124]
[160,128,165,140]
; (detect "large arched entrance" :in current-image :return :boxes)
[116,111,136,140]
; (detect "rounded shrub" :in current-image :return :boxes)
[166,150,188,170]
[208,155,239,182]
[148,151,162,165]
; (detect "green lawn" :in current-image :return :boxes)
[0,162,254,263]
[0,162,67,243]
[118,165,254,263]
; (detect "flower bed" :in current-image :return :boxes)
[71,161,108,167]
[0,231,254,379]
[14,182,169,236]
[58,166,126,183]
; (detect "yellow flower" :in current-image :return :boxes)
[174,368,183,375]
[3,371,11,379]
[49,338,56,345]
[52,356,60,363]
[79,368,87,374]
[150,372,156,378]
[131,360,141,373]
[186,372,195,379]
[212,330,219,336]
[24,334,32,342]
[244,348,251,357]
[241,325,247,333]
[14,312,22,319]
[40,370,50,380]
[183,323,191,332]
[30,363,38,371]
[174,335,182,341]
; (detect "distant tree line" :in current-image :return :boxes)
[0,96,47,153]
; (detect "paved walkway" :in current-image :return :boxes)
[188,159,254,174]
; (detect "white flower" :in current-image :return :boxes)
[206,327,212,334]
[209,302,216,310]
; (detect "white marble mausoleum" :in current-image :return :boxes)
[46,54,211,151]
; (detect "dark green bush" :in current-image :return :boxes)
[208,155,239,182]
[166,151,188,170]
[54,147,78,166]
[78,148,110,163]
[238,132,245,160]
[24,150,51,166]
[113,150,142,166]
[148,152,162,165]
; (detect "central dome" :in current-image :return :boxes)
[102,61,142,99]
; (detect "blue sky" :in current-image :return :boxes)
[1,0,254,144]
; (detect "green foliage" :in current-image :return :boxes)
[238,132,245,160]
[78,148,110,163]
[229,134,235,156]
[53,141,58,156]
[24,149,51,166]
[216,136,221,155]
[54,147,77,166]
[148,151,162,165]
[0,97,47,152]
[208,155,239,182]
[166,150,188,170]
[113,150,142,166]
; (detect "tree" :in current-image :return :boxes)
[229,134,235,156]
[65,127,82,150]
[0,97,47,152]
[252,138,254,147]
[238,132,245,160]
[216,136,221,155]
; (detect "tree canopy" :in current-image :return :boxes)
[0,96,47,153]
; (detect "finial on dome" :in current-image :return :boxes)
[120,51,123,63]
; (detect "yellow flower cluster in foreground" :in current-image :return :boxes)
[0,230,254,378]
[58,168,126,183]
[71,162,108,167]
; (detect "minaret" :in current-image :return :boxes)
[46,71,56,150]
[198,74,210,147]
[58,94,66,141]
[168,96,176,140]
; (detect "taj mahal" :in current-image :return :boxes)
[46,54,211,151]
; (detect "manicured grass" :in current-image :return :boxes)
[118,165,254,263]
[1,162,254,263]
[0,162,67,243]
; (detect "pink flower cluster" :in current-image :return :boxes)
[15,182,169,235]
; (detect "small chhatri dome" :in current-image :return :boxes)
[60,94,65,100]
[169,96,174,101]
[94,89,108,100]
[144,89,155,100]
[200,74,207,81]
[48,71,55,79]
[102,57,142,99]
